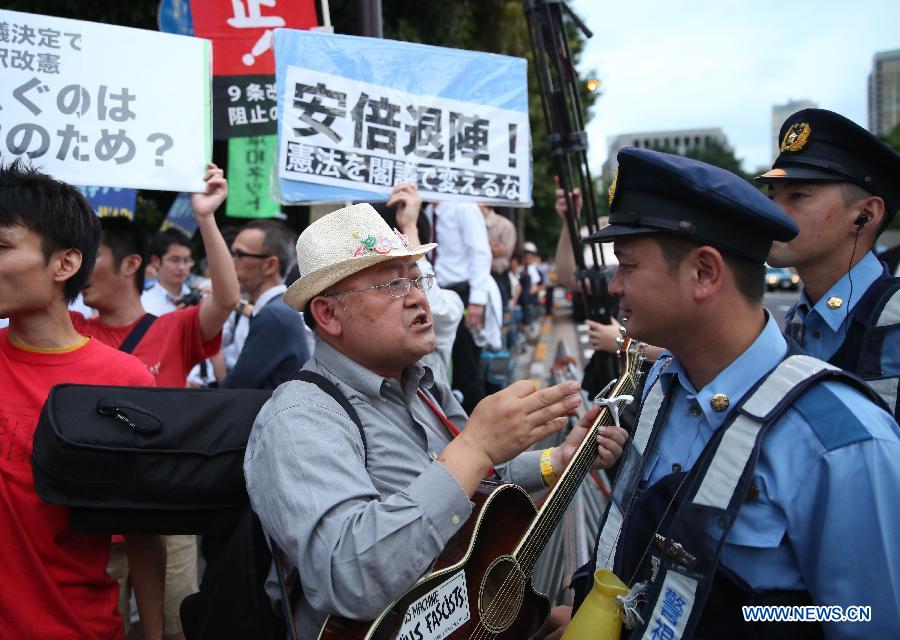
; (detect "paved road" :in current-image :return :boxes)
[764,289,801,328]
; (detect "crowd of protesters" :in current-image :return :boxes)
[6,102,900,640]
[0,156,558,639]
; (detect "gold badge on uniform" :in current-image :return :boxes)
[746,482,760,502]
[608,169,618,208]
[826,296,843,309]
[780,123,812,153]
[711,393,729,412]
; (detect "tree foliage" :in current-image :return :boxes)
[3,1,159,28]
[883,123,900,155]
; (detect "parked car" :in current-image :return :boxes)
[765,266,800,291]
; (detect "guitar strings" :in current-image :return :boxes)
[479,344,644,638]
[466,357,640,640]
[466,415,611,640]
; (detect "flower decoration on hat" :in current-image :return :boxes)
[351,226,411,257]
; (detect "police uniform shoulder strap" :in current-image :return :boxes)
[594,357,673,571]
[631,354,869,640]
[830,275,900,373]
[691,355,841,510]
[839,277,900,416]
[866,280,900,417]
[872,279,900,327]
[632,356,672,455]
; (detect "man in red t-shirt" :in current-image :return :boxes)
[76,164,238,387]
[0,160,164,639]
[74,164,239,640]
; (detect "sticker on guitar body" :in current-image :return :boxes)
[396,571,471,640]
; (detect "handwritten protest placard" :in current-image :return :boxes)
[0,9,211,191]
[274,30,531,206]
[227,135,280,218]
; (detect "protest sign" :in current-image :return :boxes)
[226,135,280,218]
[0,10,211,192]
[190,0,317,139]
[190,0,316,76]
[77,186,137,219]
[213,74,278,139]
[161,192,197,235]
[274,30,531,206]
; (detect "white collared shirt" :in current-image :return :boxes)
[426,202,492,305]
[141,281,191,316]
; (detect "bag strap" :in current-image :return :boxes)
[268,370,366,638]
[416,388,495,478]
[292,370,366,466]
[270,538,300,640]
[118,313,158,354]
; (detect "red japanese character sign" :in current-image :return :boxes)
[190,0,317,76]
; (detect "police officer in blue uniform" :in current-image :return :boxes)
[758,109,900,418]
[580,147,900,639]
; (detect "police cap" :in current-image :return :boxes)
[757,108,900,222]
[586,147,798,263]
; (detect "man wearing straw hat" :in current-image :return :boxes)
[243,202,629,639]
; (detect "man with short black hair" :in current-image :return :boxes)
[77,164,238,388]
[0,160,165,639]
[222,219,309,390]
[581,147,900,638]
[758,108,900,418]
[143,227,196,315]
[74,163,238,640]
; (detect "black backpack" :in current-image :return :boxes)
[181,371,366,640]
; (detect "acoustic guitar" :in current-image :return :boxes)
[317,338,646,640]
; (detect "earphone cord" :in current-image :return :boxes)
[847,225,862,324]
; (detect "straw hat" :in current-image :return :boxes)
[283,203,436,310]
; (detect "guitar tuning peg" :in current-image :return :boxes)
[618,325,627,338]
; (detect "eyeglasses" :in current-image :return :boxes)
[231,248,272,260]
[163,256,195,267]
[327,274,434,299]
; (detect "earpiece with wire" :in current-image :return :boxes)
[847,211,870,322]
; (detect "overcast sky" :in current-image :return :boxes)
[570,0,900,174]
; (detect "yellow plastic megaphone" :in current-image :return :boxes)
[561,569,629,640]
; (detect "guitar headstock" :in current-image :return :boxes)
[616,325,646,387]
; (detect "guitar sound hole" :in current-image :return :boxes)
[479,556,525,633]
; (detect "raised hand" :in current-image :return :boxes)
[191,163,227,221]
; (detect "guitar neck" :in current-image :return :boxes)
[513,371,638,575]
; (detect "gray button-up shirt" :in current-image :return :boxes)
[244,338,543,638]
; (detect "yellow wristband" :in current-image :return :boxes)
[540,448,557,487]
